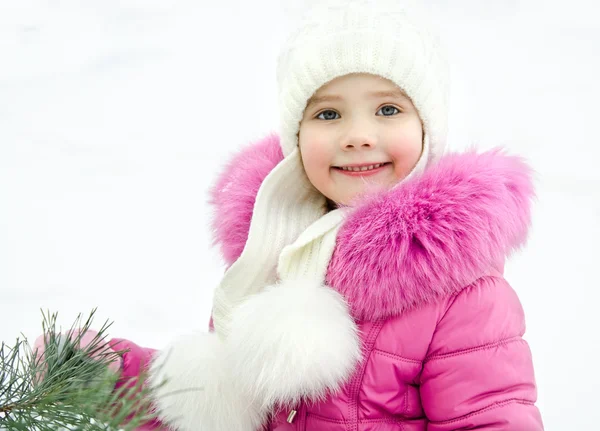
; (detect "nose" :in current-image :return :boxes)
[339,123,377,151]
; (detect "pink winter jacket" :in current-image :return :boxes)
[110,135,543,430]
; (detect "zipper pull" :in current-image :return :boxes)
[287,410,297,423]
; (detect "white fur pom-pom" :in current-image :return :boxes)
[225,279,361,410]
[149,331,266,431]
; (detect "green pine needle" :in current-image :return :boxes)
[0,309,161,430]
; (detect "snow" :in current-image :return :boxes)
[1,1,598,429]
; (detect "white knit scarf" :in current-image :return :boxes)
[212,135,430,339]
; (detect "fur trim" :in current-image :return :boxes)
[329,149,534,320]
[148,279,360,429]
[149,332,266,431]
[209,136,534,322]
[226,279,361,410]
[208,134,283,266]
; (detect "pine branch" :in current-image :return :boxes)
[0,309,159,430]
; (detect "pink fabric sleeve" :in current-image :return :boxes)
[420,275,544,430]
[108,338,169,431]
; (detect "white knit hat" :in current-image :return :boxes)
[212,0,450,338]
[277,0,450,161]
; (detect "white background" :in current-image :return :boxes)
[1,1,599,429]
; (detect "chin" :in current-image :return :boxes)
[332,195,354,207]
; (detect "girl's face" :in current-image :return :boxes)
[299,73,424,206]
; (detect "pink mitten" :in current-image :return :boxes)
[32,329,123,383]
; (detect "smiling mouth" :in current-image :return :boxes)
[333,162,392,172]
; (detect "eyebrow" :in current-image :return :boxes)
[306,94,343,106]
[306,90,409,107]
[369,90,409,99]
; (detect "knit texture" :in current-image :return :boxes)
[211,149,328,338]
[277,0,449,159]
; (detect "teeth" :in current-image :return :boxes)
[341,163,384,172]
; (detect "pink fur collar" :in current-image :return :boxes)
[209,134,534,321]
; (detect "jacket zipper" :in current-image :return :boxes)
[286,322,385,431]
[346,320,385,431]
[287,403,307,430]
[297,403,307,430]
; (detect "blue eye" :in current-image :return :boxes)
[317,110,340,120]
[377,106,400,116]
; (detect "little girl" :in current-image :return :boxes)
[37,1,544,429]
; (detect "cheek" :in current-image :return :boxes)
[299,131,332,175]
[386,134,423,177]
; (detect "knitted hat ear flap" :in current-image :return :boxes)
[211,149,328,339]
